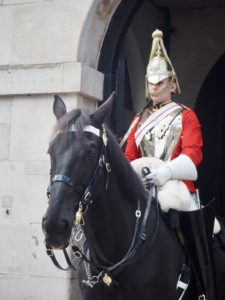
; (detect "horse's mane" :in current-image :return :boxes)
[106,128,146,200]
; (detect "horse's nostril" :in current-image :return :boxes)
[42,216,68,235]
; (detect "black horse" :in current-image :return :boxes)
[42,94,224,300]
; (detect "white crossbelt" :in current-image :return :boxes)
[135,102,181,147]
[119,115,141,148]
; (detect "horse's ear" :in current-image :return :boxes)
[53,95,67,119]
[91,91,115,127]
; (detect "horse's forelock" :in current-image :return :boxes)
[50,109,91,142]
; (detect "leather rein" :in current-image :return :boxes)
[45,124,159,287]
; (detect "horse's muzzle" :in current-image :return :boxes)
[42,215,71,249]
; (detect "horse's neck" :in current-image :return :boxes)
[85,161,145,264]
[83,136,147,262]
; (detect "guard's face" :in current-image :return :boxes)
[148,78,176,104]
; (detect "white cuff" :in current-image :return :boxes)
[166,154,197,181]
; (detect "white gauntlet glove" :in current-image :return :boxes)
[143,154,197,187]
[144,166,172,186]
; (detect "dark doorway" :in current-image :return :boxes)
[195,54,225,218]
[98,0,144,136]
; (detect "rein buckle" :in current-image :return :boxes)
[73,250,82,258]
[46,248,54,257]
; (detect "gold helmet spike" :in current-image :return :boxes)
[145,29,181,97]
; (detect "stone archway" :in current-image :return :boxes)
[97,0,145,135]
[97,0,166,136]
[77,0,225,213]
[195,53,225,217]
[76,0,145,119]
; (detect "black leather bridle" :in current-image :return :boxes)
[45,125,112,262]
[45,124,159,287]
[47,143,106,212]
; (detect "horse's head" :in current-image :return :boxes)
[42,93,114,249]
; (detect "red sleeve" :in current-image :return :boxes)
[171,109,203,166]
[124,117,142,162]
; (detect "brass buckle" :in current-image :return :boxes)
[75,209,85,226]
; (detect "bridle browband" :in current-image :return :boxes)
[45,123,159,287]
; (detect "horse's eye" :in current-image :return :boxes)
[83,142,99,157]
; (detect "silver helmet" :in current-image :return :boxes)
[146,29,180,96]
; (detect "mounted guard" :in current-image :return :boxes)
[124,29,217,299]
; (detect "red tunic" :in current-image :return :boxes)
[124,108,203,192]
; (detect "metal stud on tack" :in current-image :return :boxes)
[103,273,112,286]
[75,209,84,225]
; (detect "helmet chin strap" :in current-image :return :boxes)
[149,77,175,98]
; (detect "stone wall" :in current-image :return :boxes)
[0,1,106,299]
